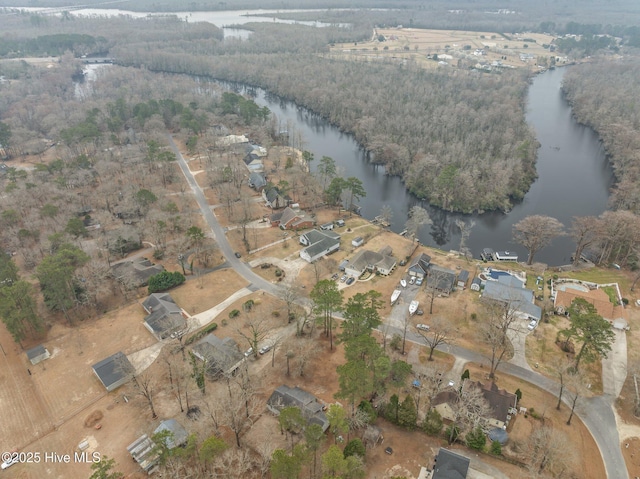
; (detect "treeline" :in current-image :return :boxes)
[116,43,536,213]
[562,61,640,214]
[0,33,104,58]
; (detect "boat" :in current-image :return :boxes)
[400,279,407,288]
[391,289,401,305]
[409,300,419,315]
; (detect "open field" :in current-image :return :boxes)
[330,27,559,71]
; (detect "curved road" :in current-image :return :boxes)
[168,134,627,479]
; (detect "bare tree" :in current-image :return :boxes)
[554,357,574,411]
[569,216,598,266]
[513,215,565,265]
[413,362,449,411]
[455,218,476,260]
[131,369,158,419]
[480,298,520,379]
[415,316,454,361]
[405,205,432,243]
[564,370,588,426]
[236,313,272,359]
[447,379,491,444]
[524,426,576,478]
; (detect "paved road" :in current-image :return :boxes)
[169,134,627,479]
[385,324,627,479]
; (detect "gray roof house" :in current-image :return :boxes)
[482,275,541,320]
[26,345,50,365]
[243,152,264,172]
[192,334,245,378]
[267,385,329,432]
[299,229,341,263]
[92,351,133,392]
[345,247,397,278]
[248,172,267,190]
[142,293,187,341]
[432,448,470,479]
[426,265,458,293]
[111,257,164,288]
[408,253,431,278]
[262,187,289,209]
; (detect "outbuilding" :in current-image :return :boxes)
[351,236,364,248]
[457,270,470,289]
[26,345,50,365]
[92,351,133,392]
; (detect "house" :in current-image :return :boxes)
[92,351,133,392]
[408,253,431,278]
[243,152,264,172]
[554,284,627,323]
[345,247,397,278]
[263,187,289,209]
[192,334,245,378]
[426,265,457,293]
[111,257,164,288]
[248,172,267,190]
[217,134,249,147]
[470,277,482,292]
[432,448,470,479]
[457,270,470,289]
[351,236,364,248]
[270,206,314,230]
[154,419,189,448]
[26,345,50,365]
[482,275,541,321]
[320,222,334,231]
[471,381,518,430]
[267,385,329,432]
[300,229,341,263]
[142,293,187,341]
[432,390,458,423]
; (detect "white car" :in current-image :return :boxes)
[259,345,272,355]
[409,276,416,285]
[527,320,538,331]
[416,323,430,331]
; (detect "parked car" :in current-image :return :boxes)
[416,323,430,331]
[416,309,424,316]
[244,347,254,357]
[399,259,407,266]
[409,276,416,285]
[234,252,242,258]
[331,273,339,280]
[385,447,393,455]
[340,275,347,283]
[527,320,538,331]
[416,277,423,286]
[346,277,355,285]
[259,345,272,355]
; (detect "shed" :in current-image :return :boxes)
[457,270,470,289]
[470,277,482,291]
[26,345,50,365]
[320,222,334,231]
[92,351,133,392]
[154,419,189,448]
[335,219,346,227]
[351,237,364,248]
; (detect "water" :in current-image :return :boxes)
[231,67,613,265]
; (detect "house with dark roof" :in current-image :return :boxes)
[262,187,289,209]
[248,172,267,190]
[408,253,431,278]
[426,265,457,293]
[270,206,314,230]
[92,351,133,392]
[482,274,541,320]
[299,229,341,263]
[111,257,164,288]
[192,334,245,378]
[471,381,518,430]
[267,385,329,432]
[142,293,187,340]
[345,247,397,278]
[432,448,470,479]
[26,345,50,365]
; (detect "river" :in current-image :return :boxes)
[231,67,613,266]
